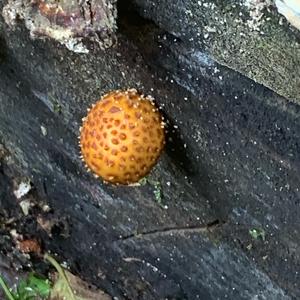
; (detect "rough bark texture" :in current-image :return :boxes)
[2,0,117,53]
[0,0,300,299]
[132,0,300,104]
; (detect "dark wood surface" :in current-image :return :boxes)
[0,1,299,299]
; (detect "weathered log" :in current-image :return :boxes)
[0,1,299,299]
[132,0,300,104]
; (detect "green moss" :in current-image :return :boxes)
[249,228,266,241]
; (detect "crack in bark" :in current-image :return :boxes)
[78,0,86,21]
[118,219,225,242]
[86,0,93,25]
[77,0,94,25]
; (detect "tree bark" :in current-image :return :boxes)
[0,1,299,299]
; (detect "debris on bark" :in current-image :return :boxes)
[46,254,111,300]
[2,0,117,53]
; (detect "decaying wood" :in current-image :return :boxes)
[2,0,117,53]
[0,0,300,299]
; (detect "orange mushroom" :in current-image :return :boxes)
[79,89,165,184]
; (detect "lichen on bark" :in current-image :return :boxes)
[133,0,300,103]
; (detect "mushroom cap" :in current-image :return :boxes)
[79,89,165,184]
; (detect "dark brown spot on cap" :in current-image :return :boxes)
[97,110,104,117]
[91,161,100,170]
[136,146,144,153]
[107,160,115,167]
[109,106,121,113]
[114,94,123,100]
[119,133,126,140]
[91,142,98,150]
[111,149,118,156]
[135,112,142,119]
[101,100,111,107]
[119,164,126,170]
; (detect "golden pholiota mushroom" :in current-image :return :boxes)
[79,89,165,185]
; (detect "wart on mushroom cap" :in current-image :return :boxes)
[79,89,166,185]
[2,0,117,53]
